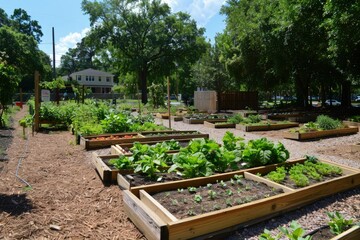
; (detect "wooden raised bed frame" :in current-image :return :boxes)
[122,159,360,240]
[92,153,133,184]
[284,127,359,140]
[81,130,209,150]
[330,225,360,240]
[236,122,299,132]
[203,119,235,128]
[343,120,360,127]
[183,116,228,124]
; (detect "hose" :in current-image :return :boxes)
[14,116,33,188]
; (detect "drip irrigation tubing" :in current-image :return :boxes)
[15,125,32,188]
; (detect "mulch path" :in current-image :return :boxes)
[0,107,144,239]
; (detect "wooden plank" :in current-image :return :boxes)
[330,225,360,240]
[123,190,168,240]
[93,154,133,183]
[244,172,295,193]
[235,122,298,132]
[284,127,359,140]
[203,120,235,129]
[140,190,178,223]
[117,173,131,189]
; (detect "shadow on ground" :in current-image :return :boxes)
[0,193,34,216]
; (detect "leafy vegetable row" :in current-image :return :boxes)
[109,131,290,180]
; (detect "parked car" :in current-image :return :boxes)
[325,99,341,106]
[355,96,360,102]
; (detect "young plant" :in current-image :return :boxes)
[259,229,282,240]
[279,221,312,240]
[208,190,217,200]
[193,194,203,203]
[187,186,197,193]
[327,212,354,235]
[109,155,133,170]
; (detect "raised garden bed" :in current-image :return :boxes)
[92,153,134,184]
[343,120,360,127]
[284,127,358,141]
[183,114,230,124]
[122,158,360,240]
[306,224,360,240]
[81,130,209,150]
[203,119,235,128]
[236,121,299,132]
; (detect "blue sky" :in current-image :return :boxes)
[1,0,226,67]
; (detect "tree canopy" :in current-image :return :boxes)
[81,0,207,103]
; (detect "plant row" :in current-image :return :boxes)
[109,131,290,180]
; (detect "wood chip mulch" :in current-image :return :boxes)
[0,108,145,239]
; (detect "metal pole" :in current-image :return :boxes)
[52,27,56,79]
[34,71,40,132]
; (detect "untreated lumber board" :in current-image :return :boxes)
[330,225,360,240]
[236,122,299,132]
[284,127,359,140]
[203,120,235,129]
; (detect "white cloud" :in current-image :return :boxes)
[162,0,225,26]
[53,28,90,67]
[189,0,226,26]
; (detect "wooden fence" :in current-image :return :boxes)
[218,91,258,110]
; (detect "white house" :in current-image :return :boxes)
[68,68,115,94]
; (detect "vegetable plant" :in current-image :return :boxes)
[279,221,312,240]
[327,211,354,235]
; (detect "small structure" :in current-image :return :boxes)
[68,68,114,94]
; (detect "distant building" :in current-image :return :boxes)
[67,68,115,94]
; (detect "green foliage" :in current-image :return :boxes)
[227,114,244,124]
[134,154,168,180]
[242,138,289,168]
[19,114,33,128]
[315,115,342,130]
[266,167,286,183]
[169,152,214,178]
[109,155,133,170]
[243,115,262,124]
[222,131,245,151]
[259,229,282,240]
[279,221,312,240]
[100,112,129,133]
[327,212,354,235]
[82,0,207,104]
[148,83,166,108]
[40,77,66,90]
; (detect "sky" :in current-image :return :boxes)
[1,0,226,67]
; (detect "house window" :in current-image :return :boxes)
[91,76,95,81]
[106,77,111,82]
[86,76,89,81]
[98,76,102,82]
[77,75,81,81]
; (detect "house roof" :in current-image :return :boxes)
[70,68,114,77]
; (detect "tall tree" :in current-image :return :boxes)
[10,8,43,43]
[81,0,206,104]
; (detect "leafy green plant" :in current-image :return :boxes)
[227,114,244,124]
[134,154,168,180]
[101,112,129,133]
[222,131,245,151]
[109,155,133,170]
[242,138,289,168]
[259,229,282,240]
[279,221,312,240]
[316,115,342,130]
[266,166,286,183]
[327,212,354,235]
[208,190,217,200]
[193,194,202,203]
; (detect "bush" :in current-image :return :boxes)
[316,115,342,130]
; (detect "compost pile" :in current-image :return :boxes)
[0,108,359,239]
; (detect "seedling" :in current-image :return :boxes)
[279,221,311,240]
[194,194,202,203]
[327,211,354,235]
[187,186,197,193]
[208,190,217,200]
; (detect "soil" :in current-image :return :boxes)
[306,226,337,240]
[0,108,359,239]
[151,176,283,219]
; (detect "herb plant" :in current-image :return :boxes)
[327,211,354,235]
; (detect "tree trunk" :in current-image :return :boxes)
[341,80,351,108]
[139,66,148,104]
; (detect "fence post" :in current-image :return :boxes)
[34,71,40,132]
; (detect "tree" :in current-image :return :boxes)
[10,8,43,43]
[0,58,20,127]
[81,0,206,104]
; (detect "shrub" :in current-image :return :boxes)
[315,115,342,130]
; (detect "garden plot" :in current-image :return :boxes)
[122,158,360,240]
[182,114,230,124]
[81,130,209,150]
[236,121,299,132]
[284,126,358,140]
[203,119,236,129]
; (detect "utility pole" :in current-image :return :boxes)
[52,27,56,79]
